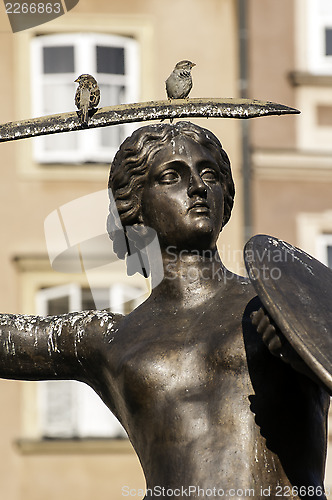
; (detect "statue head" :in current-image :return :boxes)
[107,121,235,273]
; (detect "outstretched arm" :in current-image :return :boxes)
[0,310,122,382]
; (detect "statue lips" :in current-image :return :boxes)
[188,200,210,215]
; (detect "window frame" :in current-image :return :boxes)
[35,282,145,440]
[35,283,82,316]
[14,255,149,442]
[306,0,332,75]
[13,12,153,181]
[30,32,140,164]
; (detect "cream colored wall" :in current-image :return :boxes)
[248,0,297,150]
[252,177,332,243]
[249,0,332,241]
[0,1,242,499]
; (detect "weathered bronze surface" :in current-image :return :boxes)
[0,121,329,499]
[0,97,299,143]
[244,234,332,394]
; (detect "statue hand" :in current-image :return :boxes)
[251,307,282,356]
[250,308,311,376]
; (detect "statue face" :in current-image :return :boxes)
[141,135,224,252]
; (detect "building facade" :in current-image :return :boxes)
[0,0,330,497]
[248,0,332,489]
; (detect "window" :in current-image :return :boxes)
[316,233,332,268]
[307,0,332,74]
[31,33,139,164]
[35,283,143,439]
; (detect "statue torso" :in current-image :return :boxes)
[84,276,329,499]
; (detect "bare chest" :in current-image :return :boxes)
[111,308,253,409]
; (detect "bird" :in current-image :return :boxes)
[165,60,196,100]
[74,74,100,126]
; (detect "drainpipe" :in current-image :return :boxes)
[238,0,252,244]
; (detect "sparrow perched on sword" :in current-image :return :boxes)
[165,60,196,100]
[74,74,100,126]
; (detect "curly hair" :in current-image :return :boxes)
[107,121,235,272]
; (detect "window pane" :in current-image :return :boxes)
[43,82,76,114]
[41,381,77,438]
[47,296,69,315]
[41,83,78,153]
[76,383,127,438]
[97,46,125,74]
[43,46,75,73]
[99,83,125,107]
[328,245,332,268]
[82,287,110,310]
[98,83,125,152]
[43,133,79,153]
[98,83,125,148]
[101,125,124,149]
[325,28,332,56]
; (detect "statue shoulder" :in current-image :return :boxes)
[80,309,124,336]
[224,269,257,297]
[63,310,125,349]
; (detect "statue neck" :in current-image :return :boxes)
[149,246,227,307]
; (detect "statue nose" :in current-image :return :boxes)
[187,172,207,197]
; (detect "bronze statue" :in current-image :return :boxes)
[0,122,329,499]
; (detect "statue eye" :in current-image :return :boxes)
[158,170,179,184]
[201,169,218,183]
